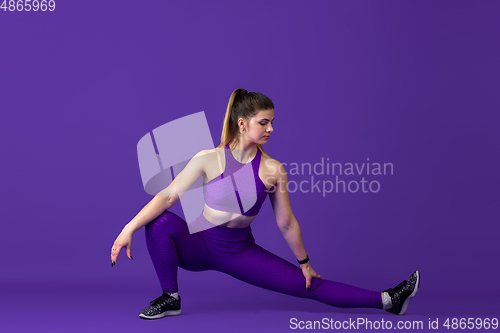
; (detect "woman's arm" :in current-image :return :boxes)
[112,190,174,265]
[111,149,208,266]
[122,149,208,234]
[268,160,322,289]
[268,161,307,261]
[121,194,175,234]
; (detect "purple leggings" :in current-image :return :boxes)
[145,210,383,309]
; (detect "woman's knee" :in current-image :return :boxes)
[145,210,186,235]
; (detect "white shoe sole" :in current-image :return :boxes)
[398,271,420,315]
[139,309,182,320]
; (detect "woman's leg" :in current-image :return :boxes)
[217,243,382,309]
[145,210,217,293]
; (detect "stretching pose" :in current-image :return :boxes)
[110,88,420,319]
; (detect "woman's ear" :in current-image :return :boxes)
[238,118,246,132]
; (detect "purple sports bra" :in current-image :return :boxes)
[203,144,269,216]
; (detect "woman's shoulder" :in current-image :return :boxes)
[189,148,224,176]
[193,147,223,157]
[193,147,227,165]
[261,154,287,176]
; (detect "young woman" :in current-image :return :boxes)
[110,88,420,320]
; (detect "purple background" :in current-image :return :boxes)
[1,0,499,332]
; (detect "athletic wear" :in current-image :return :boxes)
[145,210,383,309]
[139,291,182,320]
[203,144,268,217]
[383,271,420,315]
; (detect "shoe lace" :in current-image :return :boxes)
[149,292,176,306]
[394,280,407,290]
[385,280,407,294]
[150,294,167,306]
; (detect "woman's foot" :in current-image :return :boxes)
[383,271,420,315]
[139,291,182,320]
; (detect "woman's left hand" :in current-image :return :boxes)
[300,263,322,291]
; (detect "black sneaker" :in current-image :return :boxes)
[383,271,420,315]
[139,291,182,320]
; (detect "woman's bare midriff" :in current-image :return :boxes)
[202,203,257,228]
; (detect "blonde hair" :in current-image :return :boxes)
[218,88,274,159]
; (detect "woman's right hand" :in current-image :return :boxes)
[111,228,134,267]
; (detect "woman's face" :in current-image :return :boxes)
[241,109,274,144]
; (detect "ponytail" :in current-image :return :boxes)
[218,88,274,159]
